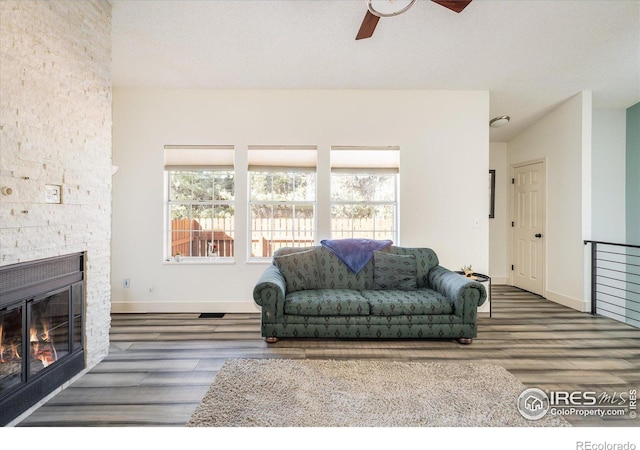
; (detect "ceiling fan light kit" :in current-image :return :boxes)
[490,116,511,128]
[367,0,417,18]
[356,0,473,40]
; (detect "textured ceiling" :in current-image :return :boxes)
[111,0,640,141]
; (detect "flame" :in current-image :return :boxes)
[40,319,50,342]
[0,317,57,367]
[30,319,57,367]
[0,323,21,362]
[37,349,55,367]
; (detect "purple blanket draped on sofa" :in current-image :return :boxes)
[320,238,393,274]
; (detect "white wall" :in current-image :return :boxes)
[592,109,626,242]
[507,91,592,312]
[489,142,508,284]
[627,103,640,245]
[111,89,489,312]
[590,109,629,324]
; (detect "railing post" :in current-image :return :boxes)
[590,241,597,315]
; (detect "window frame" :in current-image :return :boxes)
[329,171,399,242]
[164,168,236,263]
[247,169,317,261]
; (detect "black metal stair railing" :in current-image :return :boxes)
[584,240,640,328]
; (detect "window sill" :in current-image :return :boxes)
[164,258,235,265]
[246,259,272,265]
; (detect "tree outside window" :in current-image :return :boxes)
[330,172,398,241]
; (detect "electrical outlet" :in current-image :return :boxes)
[123,278,130,288]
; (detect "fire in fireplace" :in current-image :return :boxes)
[0,253,85,426]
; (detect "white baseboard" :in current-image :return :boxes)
[490,276,508,285]
[544,290,590,312]
[110,289,588,314]
[111,300,261,314]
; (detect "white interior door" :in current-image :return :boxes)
[512,161,546,296]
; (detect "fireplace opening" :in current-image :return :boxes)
[0,305,22,392]
[0,253,85,426]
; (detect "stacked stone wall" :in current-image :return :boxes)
[0,0,113,366]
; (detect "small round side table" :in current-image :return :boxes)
[455,271,492,317]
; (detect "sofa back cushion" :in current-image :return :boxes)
[273,245,439,290]
[315,246,374,290]
[372,251,418,290]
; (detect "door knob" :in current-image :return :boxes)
[534,233,542,238]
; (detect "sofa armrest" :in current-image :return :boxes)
[252,264,286,320]
[428,265,487,322]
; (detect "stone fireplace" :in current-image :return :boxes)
[1,0,113,425]
[0,253,85,426]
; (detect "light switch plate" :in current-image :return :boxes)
[45,184,62,204]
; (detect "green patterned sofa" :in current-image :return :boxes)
[252,245,487,344]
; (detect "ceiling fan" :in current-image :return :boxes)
[356,0,473,40]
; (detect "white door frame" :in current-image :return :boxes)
[508,158,547,296]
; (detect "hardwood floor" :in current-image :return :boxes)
[14,285,640,428]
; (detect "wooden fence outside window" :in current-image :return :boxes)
[170,217,394,258]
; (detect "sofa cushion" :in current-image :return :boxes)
[373,251,418,290]
[274,250,319,293]
[284,289,371,316]
[361,289,453,316]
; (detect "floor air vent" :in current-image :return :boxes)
[199,313,225,319]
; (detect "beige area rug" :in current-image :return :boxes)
[187,358,570,427]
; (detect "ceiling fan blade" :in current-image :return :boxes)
[356,10,380,40]
[431,0,473,13]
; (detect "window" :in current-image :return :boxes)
[164,145,235,260]
[330,146,399,242]
[248,146,317,258]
